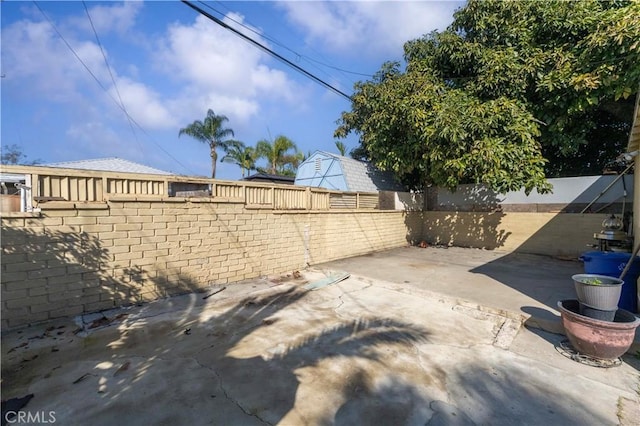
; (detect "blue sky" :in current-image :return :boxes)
[1,1,463,180]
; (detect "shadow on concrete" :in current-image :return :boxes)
[333,362,616,425]
[450,175,638,314]
[185,287,430,424]
[521,305,564,333]
[443,362,597,425]
[332,371,434,425]
[525,322,640,372]
[2,279,621,424]
[471,255,582,313]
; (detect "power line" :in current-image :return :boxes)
[33,1,194,175]
[182,0,352,101]
[200,1,364,90]
[33,2,111,97]
[302,57,373,78]
[201,0,364,90]
[208,2,365,97]
[207,1,372,79]
[82,1,142,153]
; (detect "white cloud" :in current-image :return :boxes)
[110,77,177,129]
[69,1,143,36]
[278,1,463,58]
[1,1,143,99]
[168,93,259,127]
[66,121,119,145]
[1,18,108,101]
[156,13,304,124]
[2,2,323,171]
[65,121,143,160]
[1,9,175,132]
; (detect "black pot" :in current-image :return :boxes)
[578,302,616,322]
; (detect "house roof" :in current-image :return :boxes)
[243,172,295,184]
[45,158,174,175]
[300,151,405,192]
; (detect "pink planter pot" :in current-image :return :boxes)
[557,300,640,360]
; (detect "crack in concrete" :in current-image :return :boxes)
[341,281,374,295]
[413,343,457,413]
[112,349,272,425]
[334,299,346,316]
[425,400,477,426]
[412,343,430,378]
[191,354,272,426]
[331,282,374,321]
[492,318,521,350]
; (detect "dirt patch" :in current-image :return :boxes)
[269,271,309,286]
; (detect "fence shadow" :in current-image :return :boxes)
[466,175,638,314]
[403,174,638,315]
[0,225,203,328]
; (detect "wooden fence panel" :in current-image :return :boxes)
[2,165,381,210]
[274,188,307,209]
[311,192,330,210]
[246,186,273,206]
[330,193,357,209]
[215,183,243,200]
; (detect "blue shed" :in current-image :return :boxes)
[295,151,405,192]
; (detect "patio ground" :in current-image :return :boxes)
[2,247,639,425]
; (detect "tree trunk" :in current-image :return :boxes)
[210,144,217,179]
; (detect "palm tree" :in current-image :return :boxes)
[178,109,237,178]
[278,151,305,177]
[256,135,302,175]
[221,141,257,178]
[335,140,347,156]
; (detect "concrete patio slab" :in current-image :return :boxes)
[320,246,639,337]
[2,255,639,426]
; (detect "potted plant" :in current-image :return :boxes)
[572,274,623,321]
[557,300,640,360]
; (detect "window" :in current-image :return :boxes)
[0,174,32,212]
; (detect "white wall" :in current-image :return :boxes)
[379,191,424,211]
[436,175,634,208]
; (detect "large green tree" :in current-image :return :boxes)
[256,135,303,176]
[178,109,238,178]
[336,0,640,194]
[221,141,257,177]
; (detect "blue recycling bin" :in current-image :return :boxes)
[579,251,639,313]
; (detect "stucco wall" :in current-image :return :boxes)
[434,175,633,213]
[1,199,418,329]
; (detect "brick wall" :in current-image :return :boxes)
[421,211,608,256]
[1,199,416,329]
[1,193,614,329]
